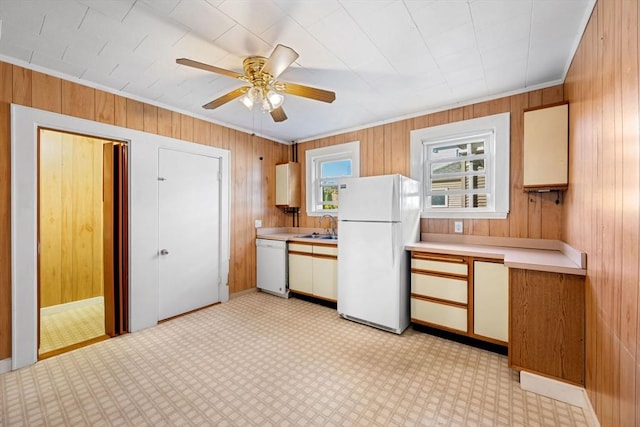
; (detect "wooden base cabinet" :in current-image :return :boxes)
[288,242,338,302]
[411,252,585,386]
[410,252,509,346]
[509,269,585,385]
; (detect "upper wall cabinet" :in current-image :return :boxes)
[523,103,569,192]
[275,162,300,208]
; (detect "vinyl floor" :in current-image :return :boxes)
[39,300,105,355]
[2,291,589,426]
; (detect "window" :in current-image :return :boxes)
[431,188,448,208]
[410,112,510,219]
[427,134,489,209]
[306,141,360,215]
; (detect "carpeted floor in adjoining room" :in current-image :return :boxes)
[2,291,588,426]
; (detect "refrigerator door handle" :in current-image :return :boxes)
[391,238,395,266]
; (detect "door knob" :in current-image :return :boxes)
[160,249,169,255]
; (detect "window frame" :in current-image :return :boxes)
[305,141,360,216]
[431,187,448,208]
[426,132,491,210]
[410,112,510,219]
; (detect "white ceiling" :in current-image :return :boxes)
[0,0,595,143]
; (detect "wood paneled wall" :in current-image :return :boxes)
[39,130,104,307]
[563,1,640,426]
[298,86,565,239]
[0,61,290,359]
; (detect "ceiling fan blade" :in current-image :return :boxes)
[279,82,336,103]
[176,58,244,79]
[202,87,250,109]
[261,44,299,79]
[270,106,287,122]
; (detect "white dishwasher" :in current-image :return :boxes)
[256,238,289,298]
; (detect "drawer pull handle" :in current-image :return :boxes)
[413,254,466,264]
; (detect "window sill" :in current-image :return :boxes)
[307,211,338,217]
[422,210,509,219]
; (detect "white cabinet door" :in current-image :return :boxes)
[312,257,337,300]
[473,261,509,342]
[523,103,568,189]
[289,253,313,294]
[158,148,220,320]
[275,162,300,207]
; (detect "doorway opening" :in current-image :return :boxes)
[37,128,129,359]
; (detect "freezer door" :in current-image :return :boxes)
[339,175,401,222]
[337,221,404,331]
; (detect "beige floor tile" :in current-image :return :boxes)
[40,301,105,354]
[2,291,589,426]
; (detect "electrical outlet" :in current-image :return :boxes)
[454,221,463,233]
[254,219,262,228]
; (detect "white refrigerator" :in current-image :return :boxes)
[337,174,420,334]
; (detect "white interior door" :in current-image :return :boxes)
[158,148,220,320]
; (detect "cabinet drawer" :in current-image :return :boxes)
[313,244,338,257]
[411,298,467,332]
[289,243,313,254]
[411,258,467,276]
[411,273,467,304]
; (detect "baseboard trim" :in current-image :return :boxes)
[520,371,600,427]
[0,357,11,374]
[40,296,104,316]
[229,288,258,299]
[581,388,601,427]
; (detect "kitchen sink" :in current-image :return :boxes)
[295,234,338,241]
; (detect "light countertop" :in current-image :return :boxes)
[256,229,586,275]
[406,234,586,276]
[256,228,338,245]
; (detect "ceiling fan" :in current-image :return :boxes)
[176,44,336,123]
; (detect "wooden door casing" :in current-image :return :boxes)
[103,142,129,337]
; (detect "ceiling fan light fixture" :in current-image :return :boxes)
[246,87,284,113]
[247,86,263,103]
[177,43,336,123]
[240,95,254,110]
[261,97,272,112]
[266,89,284,110]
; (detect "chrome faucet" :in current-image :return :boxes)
[319,214,337,237]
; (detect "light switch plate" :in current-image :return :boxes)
[254,219,262,228]
[454,221,463,233]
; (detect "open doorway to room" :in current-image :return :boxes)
[37,128,129,359]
